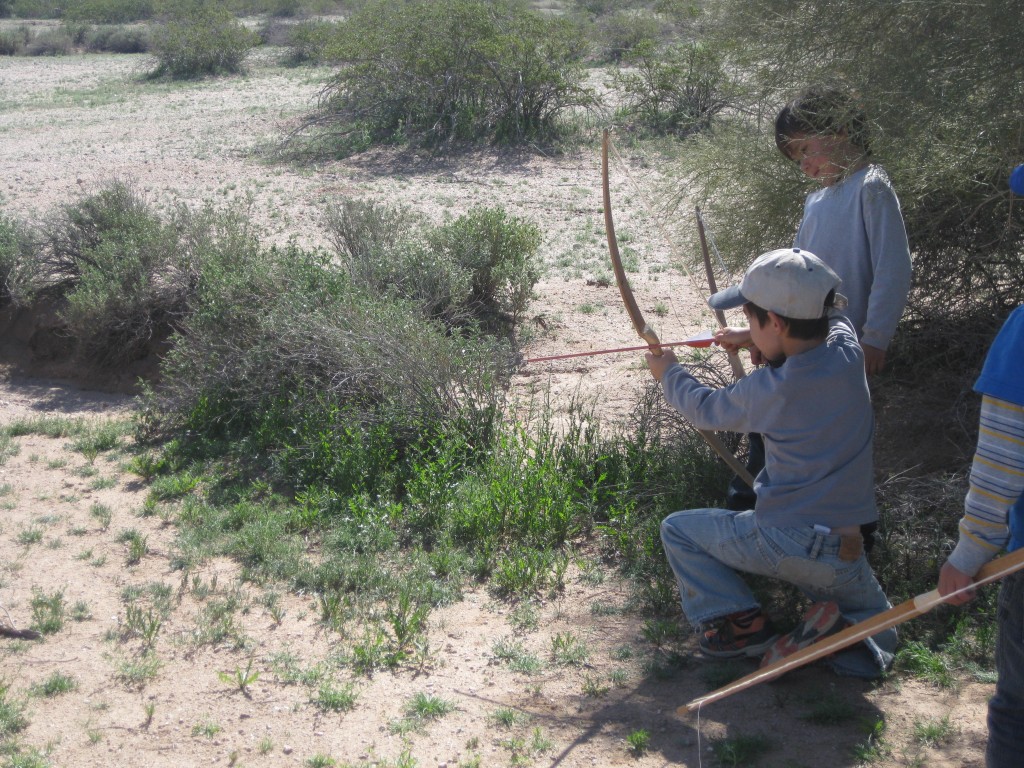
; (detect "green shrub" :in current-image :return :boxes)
[594,9,662,63]
[0,26,28,55]
[311,0,594,149]
[63,0,155,23]
[20,181,198,368]
[613,40,733,137]
[324,199,540,333]
[85,24,150,53]
[0,212,33,308]
[427,207,542,329]
[281,19,343,65]
[23,28,73,56]
[149,2,257,79]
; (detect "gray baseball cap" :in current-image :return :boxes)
[708,248,846,320]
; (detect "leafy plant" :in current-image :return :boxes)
[218,659,260,696]
[149,1,257,79]
[625,728,650,755]
[305,0,594,150]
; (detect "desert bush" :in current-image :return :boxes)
[0,25,27,55]
[613,39,732,137]
[149,2,257,79]
[324,199,541,332]
[280,18,343,65]
[31,182,186,367]
[427,207,542,328]
[0,213,34,308]
[63,0,155,23]
[594,9,662,63]
[308,0,594,149]
[85,24,150,53]
[23,28,72,55]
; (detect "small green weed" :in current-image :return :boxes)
[896,641,956,688]
[313,680,357,713]
[551,631,589,666]
[711,733,774,766]
[30,671,78,697]
[0,683,29,738]
[191,718,222,738]
[30,588,65,635]
[913,715,955,746]
[626,728,650,755]
[491,707,529,728]
[90,503,113,531]
[218,659,260,696]
[16,527,44,546]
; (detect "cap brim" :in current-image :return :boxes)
[707,285,747,312]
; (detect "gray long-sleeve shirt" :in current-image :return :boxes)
[660,314,877,528]
[794,165,912,351]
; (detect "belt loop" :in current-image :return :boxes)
[808,531,824,559]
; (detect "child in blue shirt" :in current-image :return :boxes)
[939,305,1024,768]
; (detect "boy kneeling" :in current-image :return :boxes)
[646,248,894,678]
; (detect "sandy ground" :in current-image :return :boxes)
[0,46,994,767]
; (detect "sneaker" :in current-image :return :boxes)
[699,608,780,659]
[759,601,845,668]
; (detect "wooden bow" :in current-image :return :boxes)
[601,130,754,487]
[680,546,1024,713]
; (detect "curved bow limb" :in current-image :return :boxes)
[601,130,754,487]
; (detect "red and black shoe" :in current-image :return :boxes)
[699,608,780,659]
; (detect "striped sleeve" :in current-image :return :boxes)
[947,395,1024,577]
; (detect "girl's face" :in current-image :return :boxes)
[785,132,859,187]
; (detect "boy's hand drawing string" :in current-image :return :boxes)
[602,129,755,488]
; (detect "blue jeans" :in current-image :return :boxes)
[987,570,1024,768]
[660,507,896,678]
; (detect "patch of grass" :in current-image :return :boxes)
[90,503,113,531]
[711,733,774,766]
[551,631,588,667]
[16,527,44,546]
[313,680,357,713]
[115,528,148,565]
[626,728,650,755]
[698,660,747,690]
[406,691,455,721]
[913,715,955,746]
[30,588,65,635]
[799,690,856,725]
[851,717,890,763]
[114,651,161,688]
[30,671,78,697]
[896,641,956,688]
[0,682,29,738]
[218,659,260,696]
[491,707,529,728]
[191,718,222,738]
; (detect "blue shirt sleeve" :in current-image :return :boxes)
[975,306,1024,406]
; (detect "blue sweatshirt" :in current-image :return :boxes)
[660,314,876,528]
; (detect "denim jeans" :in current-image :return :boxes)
[987,570,1024,768]
[660,507,896,677]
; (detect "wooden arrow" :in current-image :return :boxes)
[680,547,1024,713]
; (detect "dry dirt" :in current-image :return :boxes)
[0,44,994,767]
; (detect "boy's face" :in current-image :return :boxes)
[784,132,855,187]
[743,304,785,363]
